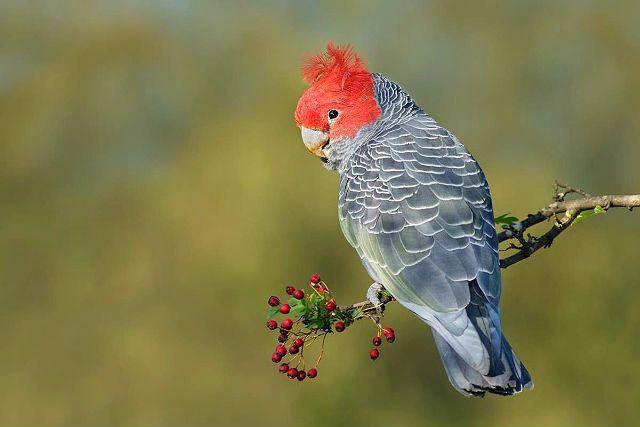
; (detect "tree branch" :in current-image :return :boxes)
[339,181,640,318]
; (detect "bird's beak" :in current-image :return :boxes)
[300,126,329,158]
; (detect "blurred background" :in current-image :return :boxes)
[2,1,639,426]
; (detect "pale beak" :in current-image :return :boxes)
[300,126,329,157]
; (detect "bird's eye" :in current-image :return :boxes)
[328,109,339,120]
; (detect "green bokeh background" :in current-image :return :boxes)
[2,1,639,426]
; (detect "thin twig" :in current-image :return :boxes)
[554,180,592,201]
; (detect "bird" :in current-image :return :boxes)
[294,43,532,397]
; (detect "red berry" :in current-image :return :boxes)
[293,289,304,300]
[277,333,288,343]
[310,274,321,284]
[287,368,298,379]
[275,344,287,357]
[279,363,289,374]
[266,320,277,330]
[335,321,346,332]
[272,353,281,363]
[294,338,304,348]
[317,286,324,293]
[285,286,295,295]
[382,327,396,343]
[280,304,291,314]
[324,300,336,311]
[307,368,317,378]
[281,318,293,330]
[268,296,280,307]
[370,349,380,360]
[297,370,306,381]
[288,345,299,354]
[373,336,382,346]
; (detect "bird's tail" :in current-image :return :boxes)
[432,328,532,397]
[425,279,533,397]
[396,278,533,397]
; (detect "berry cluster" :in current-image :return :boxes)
[265,274,354,381]
[266,274,397,380]
[369,326,396,360]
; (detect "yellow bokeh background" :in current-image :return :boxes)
[1,1,639,426]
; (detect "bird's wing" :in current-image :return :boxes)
[339,113,500,311]
[339,113,502,373]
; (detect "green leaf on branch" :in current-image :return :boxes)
[349,308,363,319]
[572,205,605,225]
[495,213,519,225]
[379,288,393,301]
[304,318,323,329]
[290,304,306,315]
[267,306,280,319]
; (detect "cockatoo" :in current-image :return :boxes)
[294,43,532,397]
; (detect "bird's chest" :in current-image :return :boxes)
[337,145,400,244]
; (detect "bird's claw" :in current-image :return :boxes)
[366,282,385,315]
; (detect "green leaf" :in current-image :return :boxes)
[350,309,363,319]
[494,213,519,225]
[303,318,319,328]
[307,293,319,305]
[290,304,306,315]
[304,318,329,330]
[379,288,392,299]
[573,205,605,225]
[266,306,279,320]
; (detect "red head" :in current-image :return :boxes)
[295,43,381,158]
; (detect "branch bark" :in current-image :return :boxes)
[340,181,640,318]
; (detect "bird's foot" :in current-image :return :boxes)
[366,282,385,315]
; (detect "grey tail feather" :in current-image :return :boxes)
[432,329,533,397]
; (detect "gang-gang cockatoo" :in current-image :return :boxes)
[294,43,532,397]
